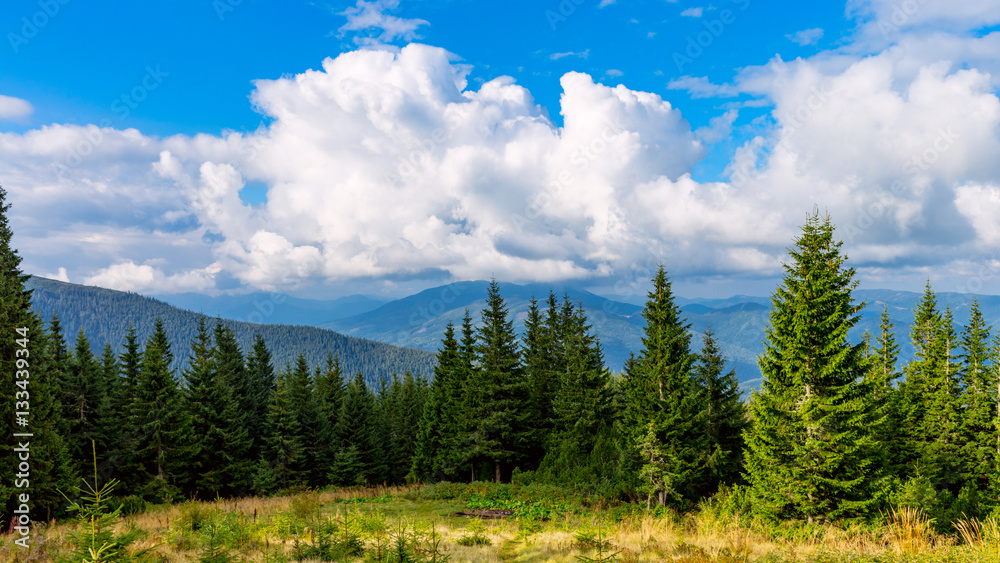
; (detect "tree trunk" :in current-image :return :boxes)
[495,462,501,483]
[471,464,475,483]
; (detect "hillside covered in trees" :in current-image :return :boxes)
[25,276,436,386]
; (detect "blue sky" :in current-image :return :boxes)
[3,0,1000,299]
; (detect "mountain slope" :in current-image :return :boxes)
[26,277,435,386]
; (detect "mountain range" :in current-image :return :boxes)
[32,277,1000,389]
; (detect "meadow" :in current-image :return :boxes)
[4,481,1000,563]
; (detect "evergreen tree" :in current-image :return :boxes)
[919,307,965,490]
[63,330,108,476]
[960,299,994,490]
[315,353,345,479]
[287,354,328,487]
[469,280,532,482]
[899,281,940,476]
[692,326,746,496]
[411,322,459,481]
[744,210,880,522]
[210,322,254,495]
[0,191,75,522]
[333,372,379,485]
[867,307,903,478]
[245,333,276,462]
[257,364,303,493]
[540,302,617,487]
[130,318,190,501]
[622,266,705,506]
[521,295,560,469]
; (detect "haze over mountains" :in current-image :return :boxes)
[143,279,1000,387]
[24,275,1000,388]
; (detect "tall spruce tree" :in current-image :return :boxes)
[315,353,345,479]
[469,280,532,482]
[63,330,109,477]
[919,307,966,490]
[130,318,190,501]
[333,372,380,485]
[286,354,328,488]
[245,333,276,462]
[212,322,254,494]
[960,299,994,491]
[412,322,460,481]
[622,266,705,506]
[541,301,617,487]
[868,307,903,478]
[692,326,746,497]
[744,210,880,522]
[256,364,303,493]
[0,187,74,523]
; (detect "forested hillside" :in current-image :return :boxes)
[25,277,436,385]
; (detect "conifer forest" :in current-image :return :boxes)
[4,186,1000,562]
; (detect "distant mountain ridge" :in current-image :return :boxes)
[26,277,435,386]
[31,276,1000,390]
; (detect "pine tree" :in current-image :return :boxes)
[130,318,189,502]
[898,281,940,476]
[211,322,253,494]
[63,330,108,476]
[333,372,379,485]
[315,353,345,479]
[744,210,880,522]
[541,301,617,487]
[245,333,276,462]
[521,295,560,469]
[622,266,705,506]
[692,326,746,496]
[257,364,303,493]
[867,306,903,479]
[411,322,459,481]
[115,323,142,490]
[469,280,532,482]
[287,354,328,487]
[960,299,994,491]
[920,307,966,490]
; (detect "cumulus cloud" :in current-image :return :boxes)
[338,0,429,45]
[5,24,1000,295]
[681,7,704,18]
[0,95,33,120]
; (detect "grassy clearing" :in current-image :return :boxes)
[3,483,1000,562]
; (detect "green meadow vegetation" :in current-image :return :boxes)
[5,480,1000,562]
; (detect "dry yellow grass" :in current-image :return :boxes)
[2,487,998,562]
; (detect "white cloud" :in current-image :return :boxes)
[0,95,33,120]
[6,28,1000,294]
[550,49,590,60]
[681,7,704,18]
[338,0,429,45]
[84,261,220,294]
[606,69,624,77]
[667,76,742,98]
[786,27,824,46]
